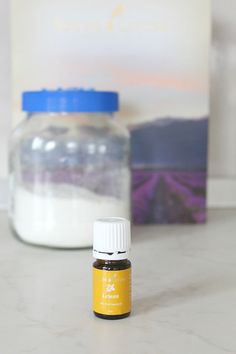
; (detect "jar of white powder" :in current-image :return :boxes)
[9,89,130,248]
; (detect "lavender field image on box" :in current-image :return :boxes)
[130,118,208,224]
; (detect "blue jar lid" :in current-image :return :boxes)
[22,89,119,113]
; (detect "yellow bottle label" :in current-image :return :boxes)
[93,267,131,316]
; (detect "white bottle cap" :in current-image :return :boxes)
[93,217,131,260]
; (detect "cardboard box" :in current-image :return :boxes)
[11,0,210,223]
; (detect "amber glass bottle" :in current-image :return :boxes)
[93,218,131,320]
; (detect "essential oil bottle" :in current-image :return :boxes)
[92,217,131,320]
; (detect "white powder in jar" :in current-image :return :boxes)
[12,186,130,248]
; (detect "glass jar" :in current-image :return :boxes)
[9,89,130,248]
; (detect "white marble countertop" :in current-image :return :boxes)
[0,209,236,354]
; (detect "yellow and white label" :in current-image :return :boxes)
[93,267,131,316]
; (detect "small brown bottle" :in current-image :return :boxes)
[92,217,131,320]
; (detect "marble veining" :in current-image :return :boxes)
[0,210,236,354]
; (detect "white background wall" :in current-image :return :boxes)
[0,0,10,180]
[210,0,236,179]
[0,0,236,206]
